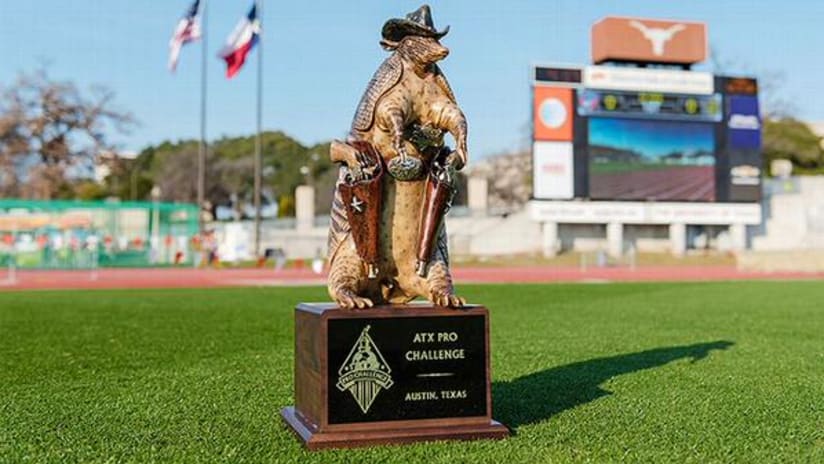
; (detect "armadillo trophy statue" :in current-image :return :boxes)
[327,4,468,309]
[282,6,509,450]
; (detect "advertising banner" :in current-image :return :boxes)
[726,94,762,201]
[727,95,761,150]
[530,200,762,225]
[533,141,574,200]
[533,87,574,141]
[583,66,714,95]
[577,89,722,122]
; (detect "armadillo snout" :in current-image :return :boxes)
[434,45,449,60]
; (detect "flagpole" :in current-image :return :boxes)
[253,0,263,258]
[197,0,208,236]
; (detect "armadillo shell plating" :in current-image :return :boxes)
[351,55,403,133]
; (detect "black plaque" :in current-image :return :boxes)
[326,314,487,424]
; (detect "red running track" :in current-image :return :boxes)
[1,266,822,291]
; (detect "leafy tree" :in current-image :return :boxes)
[762,118,824,171]
[110,131,338,218]
[72,179,109,200]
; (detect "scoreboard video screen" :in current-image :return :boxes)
[532,65,762,203]
[588,118,716,201]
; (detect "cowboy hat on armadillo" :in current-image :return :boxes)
[382,5,449,42]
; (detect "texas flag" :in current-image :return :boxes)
[218,4,260,79]
[168,0,202,72]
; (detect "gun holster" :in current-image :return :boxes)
[338,141,384,279]
[415,148,457,277]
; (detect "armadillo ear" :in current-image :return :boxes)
[380,39,399,51]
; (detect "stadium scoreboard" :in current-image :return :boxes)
[532,65,762,203]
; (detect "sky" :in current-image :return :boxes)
[589,118,715,159]
[2,0,823,160]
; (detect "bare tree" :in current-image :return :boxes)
[0,69,134,199]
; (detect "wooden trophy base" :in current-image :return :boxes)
[281,303,509,450]
[281,406,508,450]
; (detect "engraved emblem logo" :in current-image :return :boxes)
[336,325,393,413]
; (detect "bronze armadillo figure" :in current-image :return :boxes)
[327,5,468,309]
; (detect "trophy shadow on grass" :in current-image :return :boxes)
[492,340,734,432]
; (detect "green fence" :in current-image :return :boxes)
[0,199,199,269]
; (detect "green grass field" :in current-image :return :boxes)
[2,282,822,463]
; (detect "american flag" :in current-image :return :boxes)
[168,0,202,72]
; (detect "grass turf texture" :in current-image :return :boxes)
[1,282,822,463]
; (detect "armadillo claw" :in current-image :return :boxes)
[336,291,374,310]
[430,291,465,308]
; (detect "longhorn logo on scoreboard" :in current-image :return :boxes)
[592,16,707,65]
